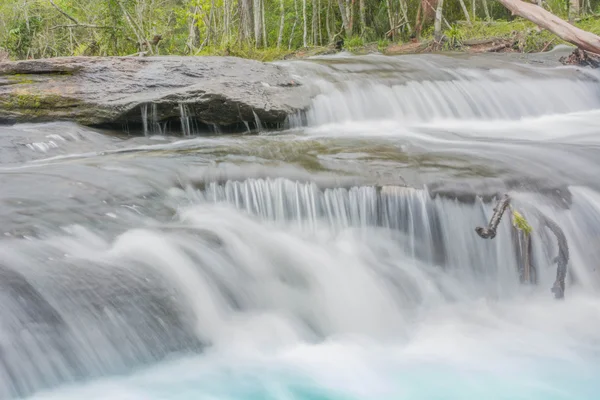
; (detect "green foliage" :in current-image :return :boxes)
[442,20,553,52]
[344,36,364,51]
[443,24,464,50]
[377,38,389,52]
[1,0,600,60]
[197,44,292,61]
[577,16,600,36]
[4,16,42,58]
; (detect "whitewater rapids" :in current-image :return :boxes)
[1,51,600,399]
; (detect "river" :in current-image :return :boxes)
[1,49,600,399]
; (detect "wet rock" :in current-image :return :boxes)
[0,56,310,132]
[427,177,572,208]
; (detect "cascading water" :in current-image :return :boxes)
[140,103,167,136]
[282,52,600,127]
[178,103,203,137]
[140,103,149,136]
[1,52,600,399]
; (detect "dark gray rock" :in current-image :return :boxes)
[0,56,310,132]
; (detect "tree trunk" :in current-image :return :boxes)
[261,0,267,47]
[278,0,285,48]
[313,0,319,44]
[422,0,438,24]
[337,0,351,37]
[253,0,262,46]
[318,0,322,45]
[386,0,395,40]
[482,0,491,20]
[207,0,216,47]
[359,0,366,36]
[224,0,231,39]
[458,0,472,25]
[349,0,355,35]
[303,0,308,47]
[434,0,444,42]
[186,6,199,53]
[497,0,600,54]
[289,0,300,48]
[569,0,580,23]
[118,1,153,54]
[415,2,422,39]
[239,0,254,44]
[326,0,332,41]
[399,0,412,32]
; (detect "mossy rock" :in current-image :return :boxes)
[6,74,35,85]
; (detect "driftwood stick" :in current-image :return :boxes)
[536,212,569,299]
[475,194,570,299]
[475,194,511,239]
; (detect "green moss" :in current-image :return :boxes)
[512,209,533,234]
[5,93,41,109]
[0,91,82,120]
[6,74,34,84]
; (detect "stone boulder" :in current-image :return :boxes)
[0,56,310,133]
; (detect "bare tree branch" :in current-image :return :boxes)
[49,0,80,25]
[50,24,114,30]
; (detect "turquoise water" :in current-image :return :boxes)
[30,288,600,400]
[30,344,599,400]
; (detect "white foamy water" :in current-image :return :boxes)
[1,52,600,400]
[283,53,600,128]
[21,195,600,400]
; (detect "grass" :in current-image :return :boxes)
[438,16,600,53]
[195,44,295,62]
[4,16,600,62]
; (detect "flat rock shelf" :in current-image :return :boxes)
[0,56,310,133]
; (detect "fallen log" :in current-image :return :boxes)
[496,0,600,55]
[486,42,512,52]
[462,37,502,46]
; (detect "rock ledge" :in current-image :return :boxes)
[0,56,310,133]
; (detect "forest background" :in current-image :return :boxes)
[1,0,600,61]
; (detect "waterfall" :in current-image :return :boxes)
[283,56,600,127]
[0,178,600,398]
[141,104,148,136]
[140,103,167,136]
[151,103,164,135]
[3,53,600,399]
[185,178,593,286]
[252,110,263,132]
[0,177,599,398]
[179,103,195,137]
